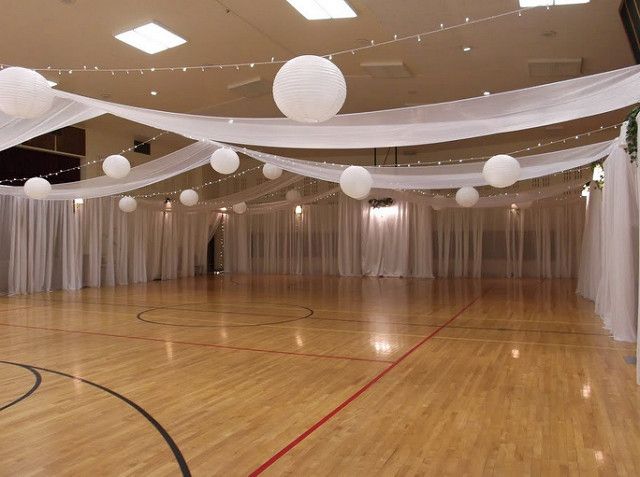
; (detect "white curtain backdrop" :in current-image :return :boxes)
[225,196,583,279]
[435,204,583,278]
[592,143,638,342]
[0,196,219,295]
[577,183,603,300]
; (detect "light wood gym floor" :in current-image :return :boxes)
[0,276,638,476]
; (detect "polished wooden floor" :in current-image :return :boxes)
[0,276,638,476]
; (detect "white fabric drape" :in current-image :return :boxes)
[226,196,581,279]
[594,142,638,342]
[224,203,339,275]
[11,64,633,149]
[577,183,603,300]
[0,196,219,295]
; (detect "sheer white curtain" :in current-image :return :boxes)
[577,183,603,300]
[225,196,581,279]
[224,203,339,275]
[0,196,219,295]
[594,144,638,342]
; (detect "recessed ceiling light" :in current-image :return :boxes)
[150,91,158,96]
[483,91,491,96]
[115,22,186,54]
[286,0,356,20]
[519,0,589,6]
[462,46,472,52]
[47,80,58,87]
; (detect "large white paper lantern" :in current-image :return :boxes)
[210,148,240,174]
[23,177,51,199]
[232,202,247,214]
[102,154,131,179]
[339,166,373,199]
[482,154,521,188]
[179,189,199,207]
[118,196,137,213]
[0,67,56,119]
[285,189,301,202]
[455,186,479,207]
[273,55,347,123]
[263,163,283,180]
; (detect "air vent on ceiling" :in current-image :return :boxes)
[361,61,412,78]
[227,77,270,98]
[528,58,583,78]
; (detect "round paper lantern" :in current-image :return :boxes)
[23,177,51,199]
[273,55,347,123]
[455,187,479,208]
[210,148,240,175]
[118,196,137,213]
[179,189,199,207]
[0,67,55,119]
[339,166,373,200]
[482,154,521,188]
[263,163,283,180]
[102,154,131,179]
[285,189,301,202]
[232,202,247,214]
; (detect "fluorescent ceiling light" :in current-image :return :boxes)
[115,22,186,54]
[462,46,472,52]
[483,91,491,96]
[47,80,57,87]
[150,91,158,96]
[519,0,589,6]
[286,0,356,20]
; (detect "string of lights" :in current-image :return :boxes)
[365,123,622,168]
[411,163,593,199]
[133,165,262,198]
[0,132,167,184]
[0,6,546,75]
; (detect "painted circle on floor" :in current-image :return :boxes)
[136,302,314,328]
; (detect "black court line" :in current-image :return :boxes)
[136,302,314,329]
[0,362,42,412]
[0,360,190,477]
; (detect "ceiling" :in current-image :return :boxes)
[0,0,636,161]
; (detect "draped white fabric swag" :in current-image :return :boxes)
[0,196,219,295]
[0,64,631,150]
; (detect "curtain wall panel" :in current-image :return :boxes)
[0,196,219,295]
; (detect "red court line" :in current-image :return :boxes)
[0,322,393,364]
[248,289,489,476]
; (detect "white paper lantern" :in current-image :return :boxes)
[23,177,51,199]
[210,148,240,175]
[273,55,347,123]
[102,154,131,179]
[482,154,521,188]
[0,67,55,119]
[455,187,479,208]
[263,163,283,180]
[285,189,301,202]
[339,166,373,199]
[232,202,247,214]
[118,196,137,213]
[179,189,199,207]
